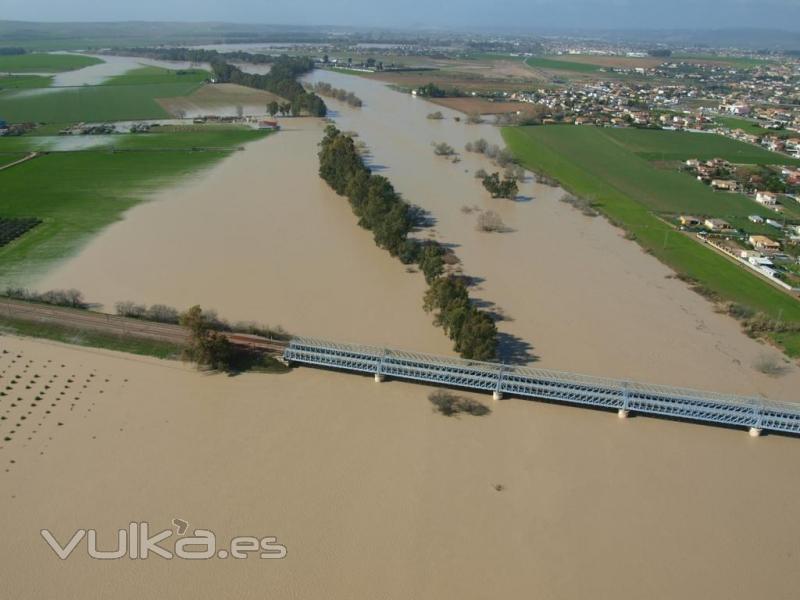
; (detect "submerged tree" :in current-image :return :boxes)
[180,305,234,371]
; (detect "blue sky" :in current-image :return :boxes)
[4,0,800,31]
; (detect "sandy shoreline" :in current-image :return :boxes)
[1,334,799,599]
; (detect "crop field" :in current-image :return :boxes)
[503,125,800,355]
[599,127,800,164]
[504,126,795,216]
[426,97,531,115]
[552,55,665,69]
[714,116,770,135]
[0,153,27,168]
[0,74,52,90]
[672,53,771,68]
[523,57,601,73]
[0,53,102,72]
[0,81,204,123]
[157,83,285,117]
[0,218,42,247]
[102,66,209,86]
[0,128,271,280]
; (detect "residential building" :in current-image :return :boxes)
[756,191,778,205]
[679,215,701,226]
[705,218,730,231]
[711,179,738,191]
[748,235,780,250]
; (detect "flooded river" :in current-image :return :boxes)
[33,68,800,401]
[301,69,800,399]
[10,65,800,600]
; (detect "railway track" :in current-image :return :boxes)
[0,298,287,352]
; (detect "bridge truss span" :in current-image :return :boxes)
[283,337,800,437]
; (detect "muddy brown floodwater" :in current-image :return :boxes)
[10,66,800,599]
[1,335,800,600]
[36,69,800,401]
[34,118,451,354]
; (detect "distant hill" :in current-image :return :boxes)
[0,20,340,50]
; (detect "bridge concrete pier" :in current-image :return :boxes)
[618,408,630,419]
[374,373,385,383]
[492,391,503,402]
[749,427,763,437]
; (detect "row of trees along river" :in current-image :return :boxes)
[211,56,327,117]
[318,124,497,360]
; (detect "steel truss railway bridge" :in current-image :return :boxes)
[284,336,800,437]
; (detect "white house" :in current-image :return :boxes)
[756,191,778,206]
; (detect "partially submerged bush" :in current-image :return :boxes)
[504,164,526,182]
[116,301,181,324]
[534,172,559,187]
[432,141,456,156]
[560,193,598,217]
[427,111,444,120]
[429,390,491,416]
[466,138,488,154]
[3,287,86,309]
[476,210,507,233]
[753,354,787,377]
[482,172,518,199]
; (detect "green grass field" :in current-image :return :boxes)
[503,125,800,356]
[505,126,796,217]
[0,128,270,281]
[0,153,27,168]
[714,116,769,135]
[0,80,203,123]
[0,74,53,90]
[600,127,798,164]
[103,66,209,86]
[524,57,600,73]
[0,53,102,73]
[673,54,770,68]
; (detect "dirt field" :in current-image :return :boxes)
[366,58,541,93]
[427,97,531,115]
[158,83,285,118]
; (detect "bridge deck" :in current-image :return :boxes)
[283,336,800,436]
